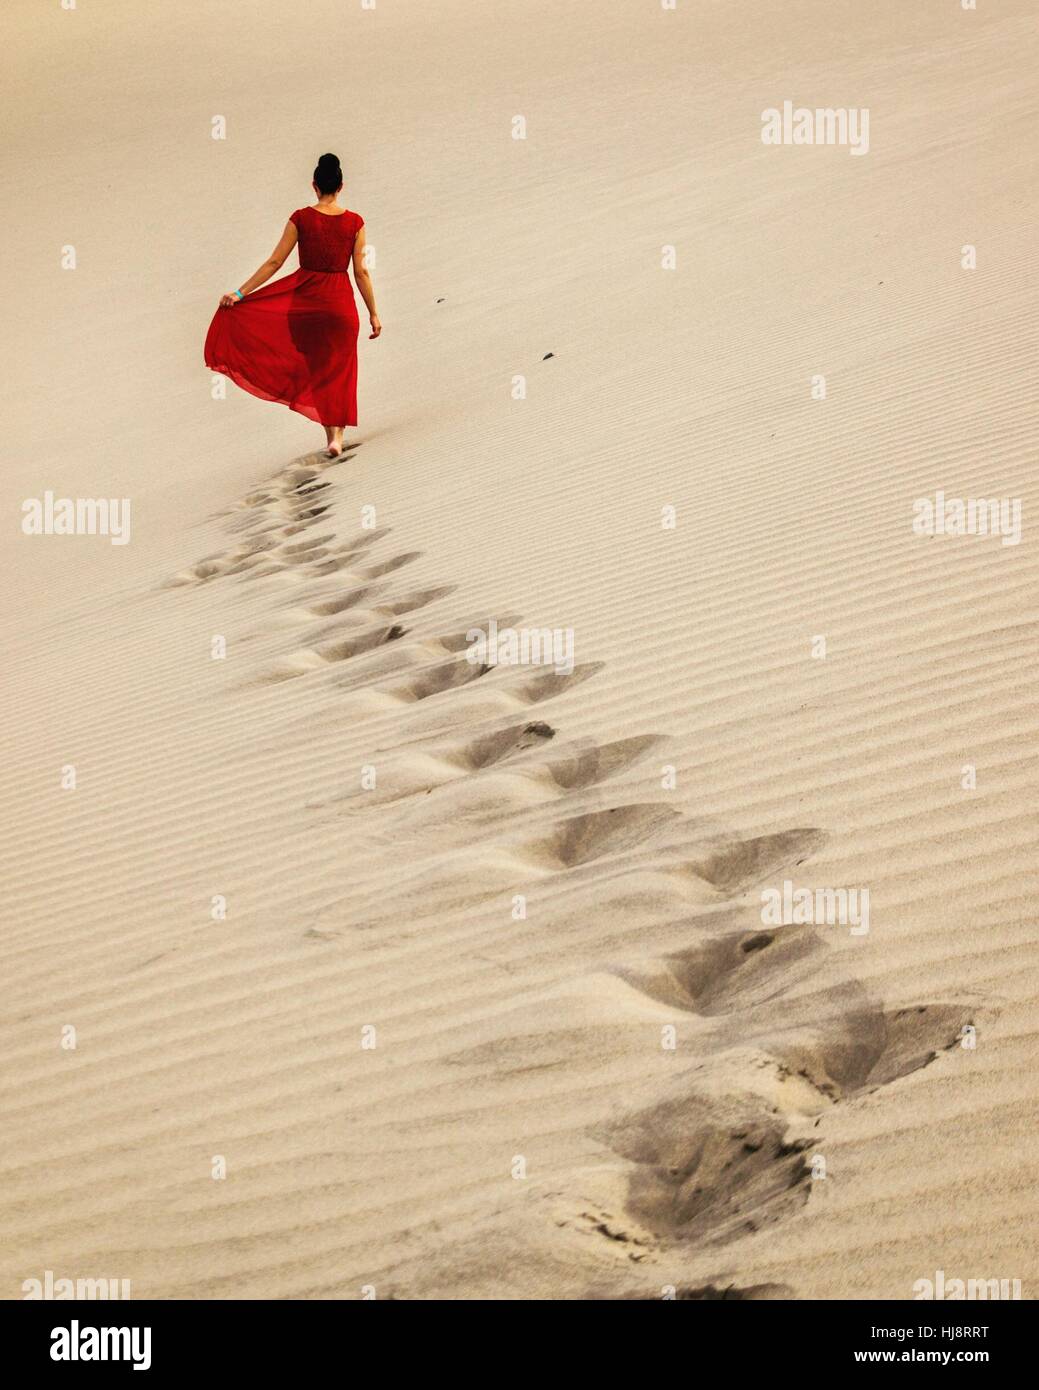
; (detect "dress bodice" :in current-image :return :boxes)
[289,206,364,272]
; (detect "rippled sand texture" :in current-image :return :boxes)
[2,0,1036,1299]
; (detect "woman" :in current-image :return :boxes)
[204,153,381,458]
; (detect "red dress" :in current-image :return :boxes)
[205,207,364,426]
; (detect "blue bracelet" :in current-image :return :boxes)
[233,289,244,300]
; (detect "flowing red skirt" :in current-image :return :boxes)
[204,269,359,426]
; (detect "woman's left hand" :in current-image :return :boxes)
[219,293,240,308]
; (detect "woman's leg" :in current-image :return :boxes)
[322,424,342,458]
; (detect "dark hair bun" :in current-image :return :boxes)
[313,152,343,193]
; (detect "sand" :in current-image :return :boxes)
[2,0,1037,1299]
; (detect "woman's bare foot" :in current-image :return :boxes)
[323,425,344,458]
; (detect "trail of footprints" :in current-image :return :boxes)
[165,460,342,585]
[166,449,976,1297]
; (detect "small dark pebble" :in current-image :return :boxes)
[543,352,554,360]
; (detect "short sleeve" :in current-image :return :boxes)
[354,213,364,232]
[289,209,301,228]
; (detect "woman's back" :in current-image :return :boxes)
[290,205,364,272]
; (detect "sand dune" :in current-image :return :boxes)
[2,0,1038,1300]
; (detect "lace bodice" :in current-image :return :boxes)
[289,206,364,272]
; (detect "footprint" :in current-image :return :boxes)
[280,547,333,565]
[424,615,524,656]
[384,656,492,703]
[248,623,408,685]
[280,532,335,555]
[309,585,385,617]
[688,829,828,896]
[616,925,822,1018]
[314,624,407,664]
[357,550,422,579]
[374,584,456,618]
[515,804,684,871]
[163,558,229,587]
[510,662,604,706]
[538,734,663,791]
[774,1003,973,1100]
[331,526,393,554]
[305,721,560,814]
[308,549,417,579]
[306,580,448,624]
[454,720,558,770]
[595,1094,812,1246]
[281,517,333,537]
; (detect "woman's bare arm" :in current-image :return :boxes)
[219,223,298,307]
[352,227,381,338]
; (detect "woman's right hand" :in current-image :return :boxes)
[219,293,240,308]
[369,314,382,339]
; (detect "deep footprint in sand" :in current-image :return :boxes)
[306,720,560,812]
[245,623,409,686]
[772,1002,976,1101]
[514,804,685,870]
[616,924,824,1018]
[385,655,494,702]
[594,1094,813,1246]
[687,828,829,897]
[311,549,421,580]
